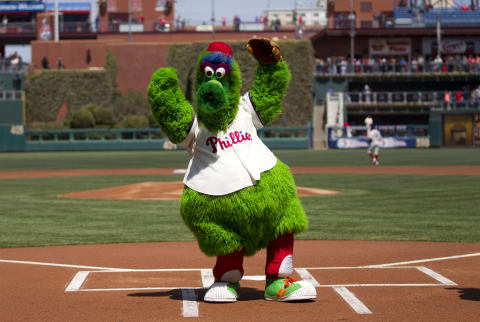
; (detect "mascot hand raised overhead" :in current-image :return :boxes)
[148,39,316,302]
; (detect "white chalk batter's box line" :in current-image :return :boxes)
[65,266,457,293]
[4,252,477,317]
[65,266,457,316]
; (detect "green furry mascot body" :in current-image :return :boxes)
[148,39,315,302]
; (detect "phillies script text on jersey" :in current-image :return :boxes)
[206,131,252,153]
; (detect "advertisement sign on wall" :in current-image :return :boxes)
[329,137,417,149]
[369,38,411,55]
[423,38,480,55]
[0,1,45,12]
[441,40,468,54]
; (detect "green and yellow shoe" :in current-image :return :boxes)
[265,277,316,302]
[204,282,240,303]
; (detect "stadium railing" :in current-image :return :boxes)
[0,62,29,74]
[314,61,480,76]
[345,91,480,110]
[24,125,312,151]
[0,22,36,34]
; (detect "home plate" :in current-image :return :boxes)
[58,182,338,200]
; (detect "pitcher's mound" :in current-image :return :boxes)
[59,182,339,200]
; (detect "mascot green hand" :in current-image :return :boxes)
[148,39,316,303]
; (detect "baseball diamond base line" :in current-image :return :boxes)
[1,242,479,321]
[2,252,476,318]
[63,265,457,316]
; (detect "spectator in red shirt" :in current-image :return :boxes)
[456,90,463,103]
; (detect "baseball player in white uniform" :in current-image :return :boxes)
[365,116,381,165]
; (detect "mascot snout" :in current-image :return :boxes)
[197,79,227,112]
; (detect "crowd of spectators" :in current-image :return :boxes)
[315,54,480,75]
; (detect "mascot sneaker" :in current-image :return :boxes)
[204,282,240,303]
[264,277,316,302]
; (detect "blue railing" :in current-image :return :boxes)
[25,125,312,151]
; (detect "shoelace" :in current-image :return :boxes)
[284,277,297,288]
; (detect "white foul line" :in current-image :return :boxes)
[416,266,457,286]
[181,289,199,318]
[295,268,321,287]
[364,253,480,268]
[0,259,124,271]
[333,287,372,315]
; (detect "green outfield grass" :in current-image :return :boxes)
[0,149,479,248]
[1,148,480,170]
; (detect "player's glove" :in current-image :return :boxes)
[246,38,283,64]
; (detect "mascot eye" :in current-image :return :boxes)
[215,67,226,79]
[204,66,214,77]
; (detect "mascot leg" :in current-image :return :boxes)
[265,233,294,278]
[204,248,244,303]
[264,233,317,302]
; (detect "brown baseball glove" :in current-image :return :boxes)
[246,38,283,64]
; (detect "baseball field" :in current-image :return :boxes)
[0,148,479,321]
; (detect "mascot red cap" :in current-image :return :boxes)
[207,41,233,56]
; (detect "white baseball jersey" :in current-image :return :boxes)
[367,128,381,145]
[179,92,277,196]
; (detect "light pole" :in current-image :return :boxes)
[128,0,132,43]
[436,14,441,59]
[349,0,355,69]
[211,0,215,40]
[54,0,59,42]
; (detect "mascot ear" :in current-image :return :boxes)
[247,38,283,64]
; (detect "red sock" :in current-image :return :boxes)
[265,233,294,279]
[212,248,245,282]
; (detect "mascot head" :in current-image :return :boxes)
[195,42,242,133]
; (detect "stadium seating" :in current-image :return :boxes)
[423,8,480,27]
[394,7,480,28]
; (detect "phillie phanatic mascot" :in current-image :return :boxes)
[148,39,316,302]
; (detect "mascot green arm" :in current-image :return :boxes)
[147,67,194,143]
[247,38,291,126]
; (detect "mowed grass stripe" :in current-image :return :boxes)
[0,173,479,248]
[1,148,480,171]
